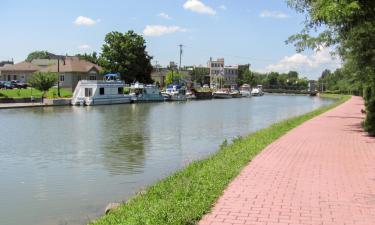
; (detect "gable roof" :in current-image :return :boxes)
[0,57,102,74]
[0,61,40,72]
[40,57,102,73]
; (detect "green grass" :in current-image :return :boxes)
[0,88,72,99]
[91,94,351,225]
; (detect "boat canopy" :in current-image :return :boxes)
[104,73,120,80]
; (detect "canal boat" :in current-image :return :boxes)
[240,84,252,97]
[130,82,164,102]
[71,74,131,106]
[213,89,232,99]
[162,84,187,101]
[230,89,243,98]
[191,89,213,100]
[251,85,264,96]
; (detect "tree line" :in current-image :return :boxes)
[287,0,375,135]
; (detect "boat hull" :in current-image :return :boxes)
[213,93,232,99]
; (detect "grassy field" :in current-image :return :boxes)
[0,88,72,99]
[90,94,350,225]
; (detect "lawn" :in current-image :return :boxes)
[90,94,351,225]
[0,88,72,99]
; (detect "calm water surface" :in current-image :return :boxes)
[0,95,333,225]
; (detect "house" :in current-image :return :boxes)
[0,61,40,82]
[208,58,238,87]
[0,56,102,90]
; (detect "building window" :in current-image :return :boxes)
[77,75,81,81]
[99,87,105,95]
[60,75,65,82]
[13,75,17,80]
[118,87,124,94]
[85,88,92,97]
[7,75,11,81]
[89,75,96,80]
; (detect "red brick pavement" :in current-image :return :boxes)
[199,96,375,225]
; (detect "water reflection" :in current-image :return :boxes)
[98,104,151,175]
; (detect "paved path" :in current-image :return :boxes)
[199,96,375,225]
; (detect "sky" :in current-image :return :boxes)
[0,0,341,79]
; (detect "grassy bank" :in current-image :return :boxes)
[91,94,351,225]
[0,88,72,99]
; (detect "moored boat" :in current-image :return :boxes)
[191,88,213,100]
[240,84,252,97]
[230,89,242,98]
[130,82,164,102]
[251,85,264,96]
[71,74,131,106]
[213,88,232,99]
[162,84,187,101]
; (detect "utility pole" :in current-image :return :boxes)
[57,58,61,97]
[178,44,184,71]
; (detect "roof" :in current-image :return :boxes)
[40,57,102,73]
[0,57,102,74]
[0,61,40,72]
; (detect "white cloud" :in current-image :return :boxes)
[158,12,172,20]
[74,16,99,26]
[183,0,216,15]
[143,25,188,37]
[259,10,289,19]
[218,5,227,10]
[264,47,341,78]
[78,44,91,50]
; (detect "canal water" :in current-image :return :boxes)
[0,95,333,225]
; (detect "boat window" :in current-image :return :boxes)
[118,87,123,94]
[85,88,92,97]
[99,87,105,95]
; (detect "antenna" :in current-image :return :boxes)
[178,44,184,70]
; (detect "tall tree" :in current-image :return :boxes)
[287,0,375,135]
[26,51,50,62]
[100,31,153,83]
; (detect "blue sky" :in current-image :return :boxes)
[0,0,340,79]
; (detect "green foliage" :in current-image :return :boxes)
[191,67,209,84]
[90,95,349,225]
[165,71,186,86]
[287,0,375,135]
[100,31,153,83]
[25,51,50,62]
[29,72,57,96]
[251,70,308,90]
[76,52,99,64]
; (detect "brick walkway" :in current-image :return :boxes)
[199,96,375,225]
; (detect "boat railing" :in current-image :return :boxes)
[79,80,124,85]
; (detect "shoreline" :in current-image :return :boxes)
[90,94,351,225]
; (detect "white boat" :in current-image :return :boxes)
[240,84,252,97]
[130,82,164,102]
[251,85,264,96]
[213,89,232,99]
[71,75,131,106]
[163,84,187,101]
[230,89,242,98]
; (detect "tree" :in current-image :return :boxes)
[100,31,153,83]
[26,51,50,62]
[29,72,57,102]
[76,52,99,64]
[165,71,186,86]
[287,0,375,135]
